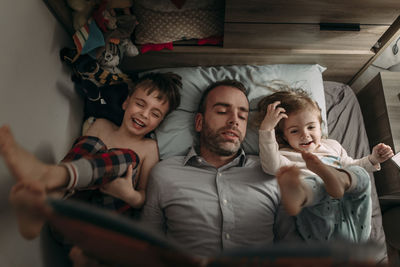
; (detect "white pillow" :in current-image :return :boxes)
[155,110,196,158]
[142,64,327,159]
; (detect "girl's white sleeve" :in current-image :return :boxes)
[331,140,380,172]
[259,130,293,175]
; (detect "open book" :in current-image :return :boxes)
[46,198,381,267]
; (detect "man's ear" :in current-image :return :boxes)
[194,113,203,132]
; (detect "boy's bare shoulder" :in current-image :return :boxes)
[133,138,158,159]
[141,138,158,152]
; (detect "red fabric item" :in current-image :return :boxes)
[140,42,174,53]
[92,0,110,32]
[197,35,223,45]
[62,136,139,188]
[169,0,187,9]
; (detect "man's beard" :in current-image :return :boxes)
[200,122,243,156]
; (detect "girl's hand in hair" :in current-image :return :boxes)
[260,101,288,131]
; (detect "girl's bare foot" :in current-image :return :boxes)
[9,180,51,240]
[0,125,69,190]
[301,151,350,198]
[276,165,307,216]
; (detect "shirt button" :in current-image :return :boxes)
[223,199,227,205]
[217,172,221,177]
[225,233,230,239]
[197,158,202,163]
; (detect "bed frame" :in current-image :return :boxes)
[44,0,400,85]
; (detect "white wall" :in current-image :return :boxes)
[0,0,83,266]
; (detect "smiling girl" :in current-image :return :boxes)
[254,89,393,243]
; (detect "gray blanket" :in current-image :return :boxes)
[324,81,387,263]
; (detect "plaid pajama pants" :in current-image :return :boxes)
[61,136,140,214]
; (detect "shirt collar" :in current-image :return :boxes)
[183,145,247,167]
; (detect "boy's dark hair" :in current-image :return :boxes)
[197,79,248,114]
[131,72,182,115]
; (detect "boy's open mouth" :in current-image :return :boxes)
[133,118,145,128]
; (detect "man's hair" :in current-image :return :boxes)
[253,88,322,146]
[130,72,182,115]
[197,79,248,114]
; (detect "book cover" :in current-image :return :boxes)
[46,198,382,267]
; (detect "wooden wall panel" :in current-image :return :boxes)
[381,72,400,153]
[120,47,373,83]
[357,73,400,196]
[224,24,388,50]
[226,0,400,24]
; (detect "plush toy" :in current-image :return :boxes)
[95,14,138,73]
[92,0,117,32]
[92,0,134,32]
[66,0,101,31]
[60,47,134,88]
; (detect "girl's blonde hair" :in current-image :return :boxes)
[252,88,323,147]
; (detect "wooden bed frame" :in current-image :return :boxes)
[43,0,400,85]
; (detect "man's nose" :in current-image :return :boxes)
[228,113,239,126]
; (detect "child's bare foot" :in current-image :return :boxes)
[301,151,350,198]
[0,125,69,190]
[276,165,307,216]
[9,180,51,240]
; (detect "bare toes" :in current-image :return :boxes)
[301,151,319,163]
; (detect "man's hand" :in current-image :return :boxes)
[369,143,394,165]
[260,101,288,131]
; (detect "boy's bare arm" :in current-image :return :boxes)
[99,164,141,207]
[100,140,160,208]
[134,140,160,206]
[137,140,159,190]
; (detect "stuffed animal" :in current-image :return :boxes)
[60,47,134,88]
[67,0,101,31]
[92,0,134,32]
[92,0,117,32]
[95,12,139,73]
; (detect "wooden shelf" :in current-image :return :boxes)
[225,0,400,24]
[357,72,400,196]
[120,46,374,83]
